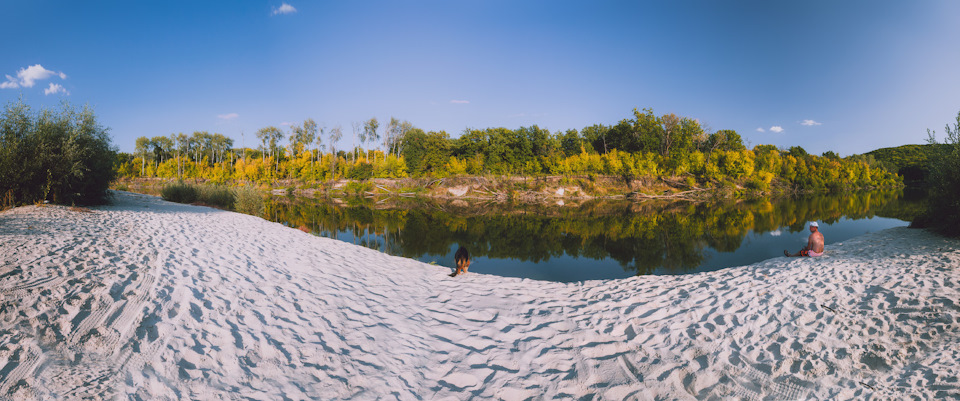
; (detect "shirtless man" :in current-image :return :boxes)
[785,221,824,257]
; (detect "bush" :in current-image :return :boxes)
[0,100,117,206]
[233,186,264,216]
[343,181,373,196]
[161,181,199,203]
[198,184,235,209]
[347,162,374,180]
[916,110,960,237]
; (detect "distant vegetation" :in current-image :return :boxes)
[866,143,948,185]
[160,181,233,209]
[159,181,265,216]
[116,108,900,195]
[913,110,960,237]
[1,100,116,207]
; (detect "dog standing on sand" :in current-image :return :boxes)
[450,246,470,277]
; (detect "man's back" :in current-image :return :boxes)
[809,231,824,253]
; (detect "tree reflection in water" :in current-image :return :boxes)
[258,188,925,281]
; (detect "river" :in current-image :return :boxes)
[256,188,926,282]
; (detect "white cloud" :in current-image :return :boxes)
[272,3,297,15]
[801,119,822,126]
[756,127,765,133]
[450,100,470,104]
[43,83,69,96]
[0,76,16,89]
[2,64,67,90]
[770,126,784,133]
[217,113,239,120]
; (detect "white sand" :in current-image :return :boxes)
[1,191,958,400]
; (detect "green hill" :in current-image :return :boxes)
[866,143,947,185]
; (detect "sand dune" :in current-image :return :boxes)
[0,191,958,400]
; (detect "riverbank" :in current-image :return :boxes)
[0,191,957,399]
[114,175,901,207]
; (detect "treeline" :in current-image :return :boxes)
[866,143,952,185]
[1,101,116,206]
[117,108,900,192]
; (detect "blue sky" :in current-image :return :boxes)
[2,1,959,155]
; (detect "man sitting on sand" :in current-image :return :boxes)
[785,221,824,257]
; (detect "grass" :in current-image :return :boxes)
[161,181,239,210]
[233,186,264,216]
[160,181,199,204]
[198,185,235,209]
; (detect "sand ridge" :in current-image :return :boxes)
[0,191,958,399]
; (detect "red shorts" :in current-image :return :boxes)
[800,249,823,257]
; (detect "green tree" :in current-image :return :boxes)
[152,135,173,170]
[255,126,283,161]
[708,130,745,152]
[329,125,343,179]
[581,124,609,154]
[403,129,452,176]
[0,100,116,205]
[210,133,234,165]
[289,119,316,156]
[135,136,152,176]
[364,117,380,163]
[632,108,663,154]
[559,129,581,157]
[352,121,363,162]
[918,110,960,236]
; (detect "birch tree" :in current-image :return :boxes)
[302,118,318,163]
[352,121,363,162]
[329,125,343,179]
[135,136,151,176]
[364,117,379,163]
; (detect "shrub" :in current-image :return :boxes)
[744,176,765,191]
[915,110,960,236]
[198,184,235,209]
[161,181,199,203]
[233,186,264,216]
[347,162,374,180]
[0,100,117,206]
[343,181,373,196]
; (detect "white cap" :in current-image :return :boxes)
[809,221,819,227]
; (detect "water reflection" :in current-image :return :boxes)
[259,188,925,282]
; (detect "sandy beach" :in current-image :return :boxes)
[0,191,958,400]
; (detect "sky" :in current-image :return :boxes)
[2,1,959,156]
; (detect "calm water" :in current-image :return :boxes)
[259,188,926,283]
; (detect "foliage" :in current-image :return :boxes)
[160,181,199,203]
[865,143,947,185]
[117,108,901,194]
[343,181,374,196]
[403,129,451,176]
[198,184,235,209]
[233,186,264,216]
[0,100,117,206]
[915,110,960,236]
[346,161,374,180]
[160,181,237,209]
